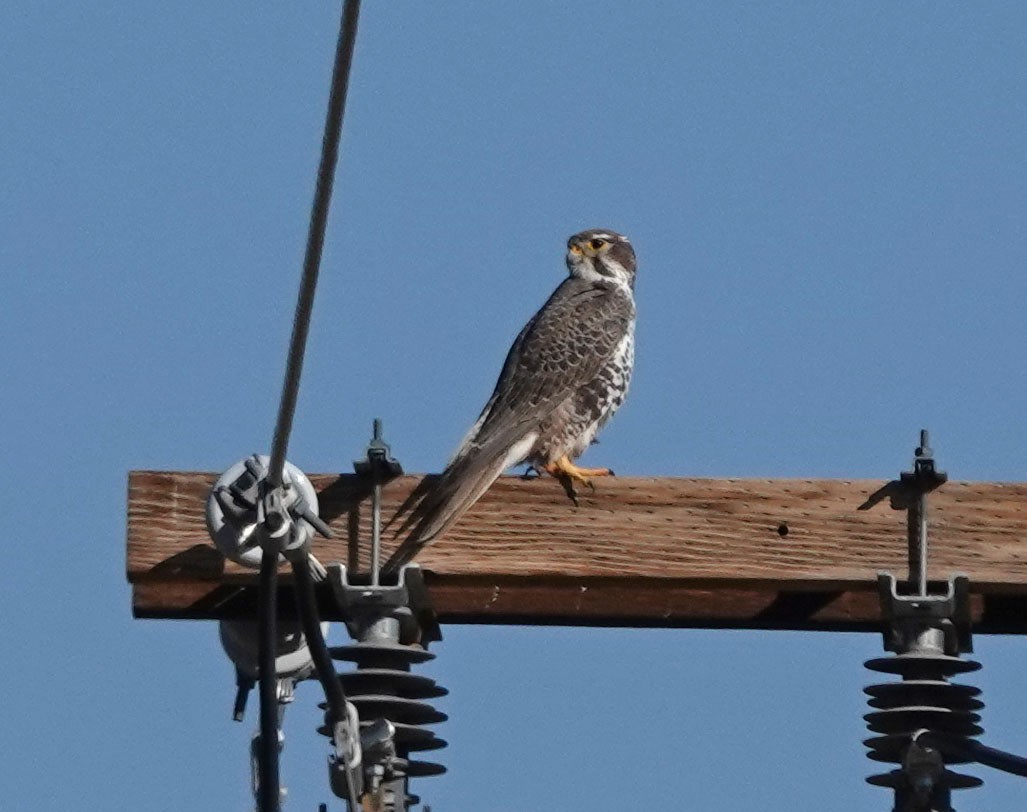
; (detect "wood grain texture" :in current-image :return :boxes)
[126,471,1027,630]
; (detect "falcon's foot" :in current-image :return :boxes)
[542,455,615,505]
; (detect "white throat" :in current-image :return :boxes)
[568,254,633,295]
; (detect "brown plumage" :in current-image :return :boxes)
[385,229,637,571]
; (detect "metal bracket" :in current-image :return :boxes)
[354,418,404,480]
[354,419,403,585]
[328,701,365,802]
[899,734,950,812]
[866,430,970,654]
[877,572,973,657]
[327,564,441,647]
[860,430,948,597]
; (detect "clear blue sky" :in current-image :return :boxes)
[4,2,1026,809]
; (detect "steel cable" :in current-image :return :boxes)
[267,0,363,489]
[256,2,364,810]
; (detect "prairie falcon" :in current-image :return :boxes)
[385,228,637,570]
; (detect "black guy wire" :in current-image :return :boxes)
[257,549,281,812]
[919,732,1027,779]
[964,739,1027,778]
[267,0,363,490]
[292,560,348,721]
[292,558,361,810]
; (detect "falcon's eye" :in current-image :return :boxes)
[589,238,606,250]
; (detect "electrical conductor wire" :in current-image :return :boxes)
[255,1,365,810]
[257,549,281,812]
[293,558,361,810]
[918,732,1027,779]
[267,0,363,489]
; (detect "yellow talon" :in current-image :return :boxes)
[542,455,614,503]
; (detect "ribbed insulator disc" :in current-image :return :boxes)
[864,735,974,765]
[345,695,448,726]
[865,654,981,677]
[317,696,448,726]
[406,760,447,778]
[865,681,982,711]
[338,669,448,699]
[315,722,447,753]
[865,706,982,736]
[391,722,448,751]
[330,642,435,667]
[867,768,982,790]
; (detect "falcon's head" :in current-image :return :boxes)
[566,229,636,291]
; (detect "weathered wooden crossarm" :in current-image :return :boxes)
[126,472,1027,632]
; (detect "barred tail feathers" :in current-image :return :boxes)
[383,431,537,571]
